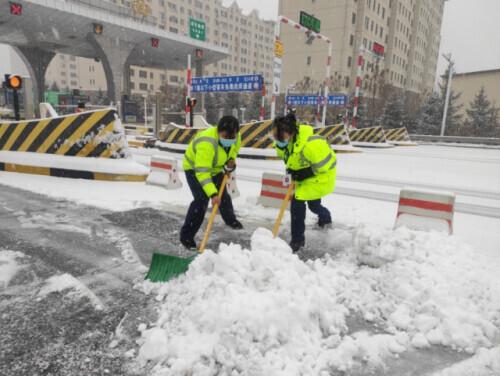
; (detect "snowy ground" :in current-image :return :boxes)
[0,144,499,375]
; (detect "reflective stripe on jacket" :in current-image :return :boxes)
[275,124,337,201]
[182,126,241,197]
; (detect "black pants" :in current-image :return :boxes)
[180,171,237,242]
[291,198,332,243]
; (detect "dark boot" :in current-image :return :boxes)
[317,218,333,229]
[180,237,197,250]
[289,240,305,253]
[227,219,243,230]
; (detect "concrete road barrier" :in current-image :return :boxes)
[395,188,455,235]
[0,108,128,158]
[258,172,291,209]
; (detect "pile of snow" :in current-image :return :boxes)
[38,273,104,310]
[346,226,500,353]
[135,226,500,375]
[431,346,500,376]
[0,250,25,289]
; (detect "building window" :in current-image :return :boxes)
[347,56,352,67]
[139,70,147,78]
[169,76,179,83]
[130,69,135,77]
[352,13,356,24]
[139,83,148,91]
[130,82,135,90]
[150,72,154,79]
[350,34,354,46]
[307,56,311,65]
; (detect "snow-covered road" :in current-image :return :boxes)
[1,144,499,375]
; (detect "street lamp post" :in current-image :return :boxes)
[441,54,454,137]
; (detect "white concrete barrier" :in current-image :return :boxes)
[257,172,291,209]
[146,156,182,189]
[226,172,240,199]
[395,188,455,234]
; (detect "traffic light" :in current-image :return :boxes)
[3,74,23,120]
[4,74,23,90]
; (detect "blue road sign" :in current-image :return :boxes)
[191,74,263,93]
[327,94,348,107]
[286,94,348,107]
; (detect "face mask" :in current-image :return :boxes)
[219,137,236,147]
[276,140,289,148]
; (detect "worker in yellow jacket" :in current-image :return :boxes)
[272,114,337,252]
[180,116,243,249]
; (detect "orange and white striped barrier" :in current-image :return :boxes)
[146,156,182,189]
[395,188,455,235]
[258,172,292,209]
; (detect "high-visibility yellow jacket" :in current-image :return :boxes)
[183,126,241,197]
[275,124,337,201]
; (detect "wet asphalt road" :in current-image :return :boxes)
[0,184,469,376]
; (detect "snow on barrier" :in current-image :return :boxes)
[314,124,361,153]
[384,127,416,146]
[395,188,455,235]
[0,108,128,158]
[146,156,182,189]
[348,126,394,148]
[0,109,149,181]
[257,172,291,209]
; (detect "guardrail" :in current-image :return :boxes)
[410,134,500,146]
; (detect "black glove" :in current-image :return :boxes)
[288,167,315,182]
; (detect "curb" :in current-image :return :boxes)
[0,162,147,182]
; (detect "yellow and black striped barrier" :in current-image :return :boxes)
[0,109,127,158]
[0,161,146,182]
[161,126,199,145]
[314,124,351,145]
[240,120,274,149]
[349,126,392,147]
[384,127,416,145]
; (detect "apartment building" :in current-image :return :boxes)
[45,0,275,96]
[278,0,445,96]
[45,54,106,92]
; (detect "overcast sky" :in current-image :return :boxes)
[226,0,500,76]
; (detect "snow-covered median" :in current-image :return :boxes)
[135,227,500,375]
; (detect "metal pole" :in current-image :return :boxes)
[259,79,266,121]
[441,57,454,137]
[13,89,20,121]
[270,18,282,121]
[321,41,333,127]
[284,85,289,115]
[352,48,364,129]
[144,95,147,128]
[185,54,192,127]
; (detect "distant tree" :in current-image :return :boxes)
[440,67,463,135]
[464,87,499,137]
[380,92,406,129]
[50,82,59,92]
[246,91,263,122]
[416,92,444,135]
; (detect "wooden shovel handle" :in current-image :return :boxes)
[199,174,230,253]
[272,182,295,238]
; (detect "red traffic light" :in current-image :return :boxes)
[5,74,23,89]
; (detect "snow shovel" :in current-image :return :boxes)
[272,182,295,238]
[145,174,230,282]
